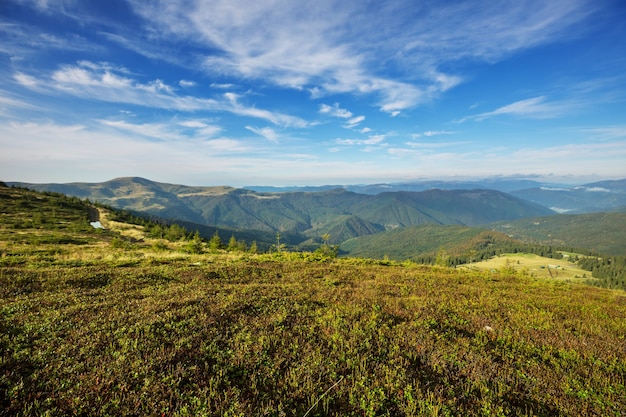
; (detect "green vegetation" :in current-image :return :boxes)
[490,212,626,256]
[12,177,553,242]
[578,255,626,290]
[1,184,626,416]
[462,253,591,281]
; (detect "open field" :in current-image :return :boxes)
[2,248,626,416]
[461,253,592,281]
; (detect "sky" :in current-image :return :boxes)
[1,0,626,186]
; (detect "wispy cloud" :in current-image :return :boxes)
[0,21,103,58]
[211,83,235,89]
[129,0,594,114]
[319,103,352,118]
[335,134,386,146]
[0,90,38,113]
[15,61,309,127]
[245,126,280,143]
[319,103,367,129]
[404,140,468,149]
[344,115,365,129]
[423,130,456,137]
[224,92,308,128]
[100,118,222,142]
[456,96,571,122]
[579,125,626,141]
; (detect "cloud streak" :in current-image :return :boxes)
[456,96,572,122]
[14,61,308,127]
[129,0,595,114]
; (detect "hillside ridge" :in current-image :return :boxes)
[8,177,555,245]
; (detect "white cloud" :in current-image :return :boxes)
[100,120,179,141]
[129,0,594,113]
[423,130,455,137]
[319,103,352,118]
[0,90,38,114]
[457,96,570,122]
[0,120,256,184]
[14,72,39,88]
[179,80,196,88]
[179,120,207,128]
[224,92,308,128]
[579,126,626,141]
[245,126,279,143]
[204,138,250,152]
[15,62,309,127]
[405,141,467,149]
[211,83,235,89]
[345,115,365,128]
[319,103,366,128]
[335,134,386,146]
[100,118,222,141]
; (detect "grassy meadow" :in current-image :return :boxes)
[461,253,592,281]
[1,186,626,416]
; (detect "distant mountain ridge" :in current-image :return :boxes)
[9,177,553,245]
[248,178,626,214]
[510,179,626,213]
[246,178,553,194]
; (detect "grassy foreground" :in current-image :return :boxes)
[2,252,625,416]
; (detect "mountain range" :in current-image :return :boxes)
[6,176,626,257]
[248,178,626,214]
[9,177,553,243]
[509,179,626,213]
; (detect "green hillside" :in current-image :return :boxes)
[340,224,522,261]
[490,212,626,255]
[11,177,554,240]
[1,184,625,416]
[0,184,105,248]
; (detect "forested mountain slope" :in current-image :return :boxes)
[490,212,626,255]
[10,177,554,243]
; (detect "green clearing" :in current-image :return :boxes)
[462,253,592,281]
[1,185,626,416]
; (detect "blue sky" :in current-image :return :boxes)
[1,0,625,186]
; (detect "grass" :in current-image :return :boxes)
[1,185,625,416]
[2,250,625,416]
[462,253,593,281]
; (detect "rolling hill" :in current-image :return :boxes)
[340,224,521,261]
[490,212,626,255]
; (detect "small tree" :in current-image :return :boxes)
[184,232,204,254]
[228,234,238,251]
[273,232,286,253]
[435,248,450,267]
[208,230,222,252]
[316,233,338,258]
[249,241,258,254]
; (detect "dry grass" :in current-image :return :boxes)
[460,253,592,281]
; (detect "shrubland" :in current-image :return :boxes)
[1,185,625,416]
